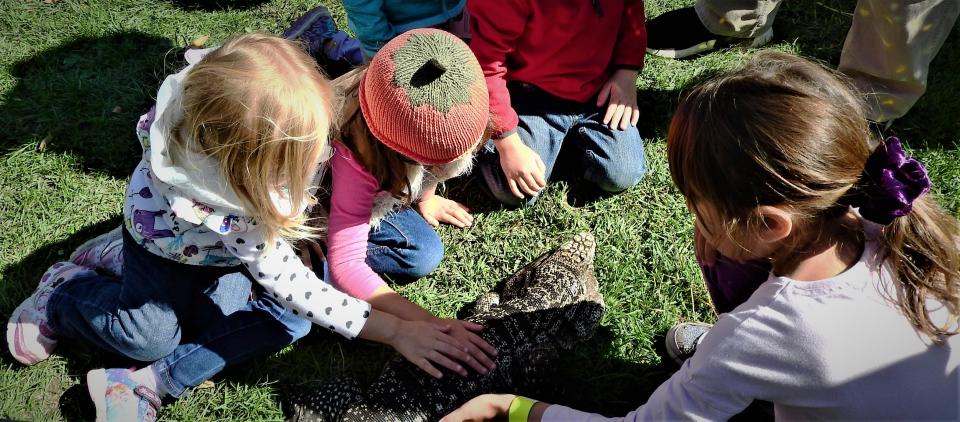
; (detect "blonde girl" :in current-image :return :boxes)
[8,33,478,421]
[323,28,498,378]
[444,51,960,421]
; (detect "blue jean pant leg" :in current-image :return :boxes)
[366,208,443,281]
[46,229,244,362]
[181,272,253,340]
[152,283,312,398]
[476,84,577,207]
[570,110,647,193]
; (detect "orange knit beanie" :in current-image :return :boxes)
[359,28,489,165]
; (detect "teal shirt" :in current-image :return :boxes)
[343,0,466,59]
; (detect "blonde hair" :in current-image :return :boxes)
[169,33,335,243]
[668,51,960,341]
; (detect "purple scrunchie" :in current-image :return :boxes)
[847,137,931,225]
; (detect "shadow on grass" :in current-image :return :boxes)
[166,0,268,11]
[0,32,180,178]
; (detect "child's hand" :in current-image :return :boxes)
[391,319,476,378]
[417,195,474,228]
[495,133,546,199]
[597,69,640,130]
[440,394,515,422]
[439,319,498,374]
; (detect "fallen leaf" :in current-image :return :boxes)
[190,35,209,49]
[37,133,52,152]
[112,105,123,113]
[197,380,215,389]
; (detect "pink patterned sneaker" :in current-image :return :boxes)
[87,368,161,422]
[70,226,123,277]
[6,261,93,365]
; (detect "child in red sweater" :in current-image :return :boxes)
[470,0,647,206]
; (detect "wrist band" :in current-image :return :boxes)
[508,396,536,422]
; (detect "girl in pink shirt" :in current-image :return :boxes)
[326,28,497,378]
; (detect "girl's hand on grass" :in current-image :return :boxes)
[417,195,474,228]
[440,394,515,422]
[391,320,476,378]
[597,68,640,130]
[440,319,498,374]
[495,133,546,199]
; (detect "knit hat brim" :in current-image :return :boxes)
[359,69,487,165]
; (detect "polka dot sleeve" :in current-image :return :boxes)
[220,227,371,339]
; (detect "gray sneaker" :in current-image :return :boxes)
[665,321,712,365]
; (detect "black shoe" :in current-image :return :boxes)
[646,6,773,59]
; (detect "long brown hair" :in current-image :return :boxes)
[668,51,960,341]
[169,33,335,243]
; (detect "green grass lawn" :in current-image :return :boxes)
[1,0,958,420]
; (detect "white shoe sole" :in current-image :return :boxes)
[6,300,45,365]
[664,323,686,365]
[87,368,109,422]
[647,27,774,59]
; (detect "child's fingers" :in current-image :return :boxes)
[443,212,468,228]
[602,102,617,125]
[430,351,468,377]
[619,107,632,130]
[522,173,543,194]
[424,213,441,227]
[431,344,470,374]
[631,106,640,127]
[465,334,497,370]
[610,104,626,130]
[416,358,444,379]
[532,165,546,188]
[448,208,473,227]
[517,176,540,197]
[459,345,491,374]
[470,332,498,357]
[535,155,546,174]
[507,178,524,199]
[460,320,485,332]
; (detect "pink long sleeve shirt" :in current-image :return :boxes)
[326,142,388,300]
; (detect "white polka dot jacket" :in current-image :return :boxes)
[122,55,370,339]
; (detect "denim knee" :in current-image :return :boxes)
[118,326,181,362]
[587,150,647,193]
[402,233,444,279]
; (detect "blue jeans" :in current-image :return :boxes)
[366,208,443,281]
[477,82,647,207]
[47,229,311,398]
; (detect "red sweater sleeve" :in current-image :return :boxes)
[468,0,530,138]
[613,0,647,70]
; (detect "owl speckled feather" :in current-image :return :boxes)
[284,232,604,421]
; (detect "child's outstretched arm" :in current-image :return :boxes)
[218,221,370,339]
[327,145,497,374]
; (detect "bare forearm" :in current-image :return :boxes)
[367,285,436,322]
